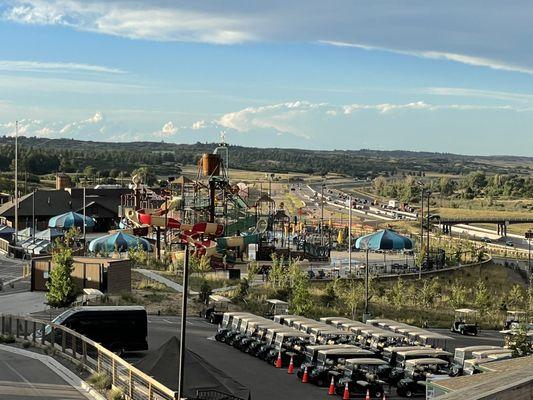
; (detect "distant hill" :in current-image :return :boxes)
[0,136,530,179]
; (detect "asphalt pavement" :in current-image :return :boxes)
[0,348,88,400]
[0,254,26,283]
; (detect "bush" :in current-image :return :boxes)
[87,372,112,391]
[107,387,124,400]
[22,341,31,349]
[0,334,15,344]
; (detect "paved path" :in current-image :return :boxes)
[0,346,95,400]
[0,254,26,284]
[0,291,47,315]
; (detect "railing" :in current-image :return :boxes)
[0,314,177,400]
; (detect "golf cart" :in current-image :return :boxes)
[254,326,296,360]
[236,320,279,352]
[311,327,356,345]
[503,310,527,331]
[229,315,269,347]
[368,331,406,353]
[297,344,355,378]
[273,314,298,325]
[265,331,312,366]
[387,348,453,385]
[335,358,388,399]
[451,309,479,336]
[266,299,289,318]
[215,312,253,342]
[204,294,231,324]
[396,358,451,397]
[450,345,502,376]
[462,349,513,375]
[307,347,375,387]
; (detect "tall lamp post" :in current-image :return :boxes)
[527,229,532,275]
[177,243,190,400]
[348,195,352,274]
[417,182,425,279]
[426,190,431,267]
[14,121,18,244]
[320,180,325,246]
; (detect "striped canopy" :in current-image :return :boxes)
[48,212,96,229]
[88,231,151,253]
[355,229,413,251]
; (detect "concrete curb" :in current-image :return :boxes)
[0,344,106,400]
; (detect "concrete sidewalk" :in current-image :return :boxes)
[0,291,47,315]
[0,345,104,400]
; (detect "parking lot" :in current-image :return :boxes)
[130,316,506,400]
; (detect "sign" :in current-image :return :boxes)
[526,231,533,239]
[248,244,258,261]
[43,272,49,279]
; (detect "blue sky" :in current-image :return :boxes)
[1,1,533,156]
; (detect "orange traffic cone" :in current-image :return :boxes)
[302,366,309,383]
[342,382,350,400]
[275,350,282,368]
[328,376,335,395]
[287,355,294,374]
[365,389,370,400]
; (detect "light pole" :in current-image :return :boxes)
[418,182,424,279]
[426,190,431,268]
[177,243,190,400]
[348,195,352,274]
[14,121,18,244]
[320,180,325,246]
[527,229,532,275]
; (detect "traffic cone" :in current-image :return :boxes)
[365,389,370,400]
[327,376,335,395]
[287,355,294,374]
[342,382,350,400]
[382,393,387,400]
[302,366,309,383]
[275,350,282,368]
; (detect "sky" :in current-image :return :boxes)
[1,1,533,156]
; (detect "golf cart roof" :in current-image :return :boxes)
[342,321,368,329]
[406,358,449,366]
[396,327,423,335]
[455,308,478,314]
[267,299,288,305]
[472,349,512,358]
[209,294,231,303]
[455,345,501,353]
[416,332,452,340]
[371,331,405,339]
[267,327,296,334]
[384,346,427,353]
[306,344,357,352]
[329,318,354,325]
[366,318,395,326]
[249,321,279,329]
[318,329,355,336]
[276,332,311,339]
[507,310,526,315]
[398,349,452,357]
[319,348,374,356]
[345,358,388,366]
[224,312,253,318]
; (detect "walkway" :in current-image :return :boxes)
[0,346,101,400]
[0,291,47,315]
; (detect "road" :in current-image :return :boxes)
[0,348,88,400]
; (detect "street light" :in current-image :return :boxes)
[320,179,326,246]
[177,243,190,400]
[526,229,532,275]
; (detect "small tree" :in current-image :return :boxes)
[199,280,212,304]
[340,280,364,319]
[473,280,491,315]
[46,241,79,308]
[508,284,525,310]
[448,282,468,310]
[322,280,338,308]
[247,261,260,281]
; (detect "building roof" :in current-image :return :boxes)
[429,356,533,399]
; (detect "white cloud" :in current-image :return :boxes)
[191,120,206,130]
[153,121,178,137]
[320,41,533,75]
[0,60,125,74]
[423,87,533,103]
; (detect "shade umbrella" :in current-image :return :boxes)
[355,229,413,319]
[48,211,96,230]
[88,231,151,253]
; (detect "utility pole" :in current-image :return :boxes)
[527,229,532,275]
[419,187,424,279]
[348,195,352,274]
[32,190,35,244]
[14,121,18,244]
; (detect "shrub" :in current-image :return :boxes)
[22,341,31,349]
[88,372,112,391]
[107,387,124,400]
[0,334,15,344]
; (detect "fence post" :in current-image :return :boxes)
[111,357,115,386]
[128,369,132,398]
[72,335,77,359]
[23,320,27,340]
[32,321,36,343]
[41,324,46,346]
[15,316,19,338]
[1,315,4,335]
[61,330,66,353]
[82,341,87,365]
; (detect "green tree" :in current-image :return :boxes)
[508,284,525,310]
[46,242,79,308]
[473,280,491,314]
[448,282,468,309]
[340,280,365,319]
[420,279,439,308]
[322,280,338,308]
[388,278,406,309]
[132,166,157,186]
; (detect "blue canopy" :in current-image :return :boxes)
[355,229,413,251]
[88,231,151,253]
[48,212,96,229]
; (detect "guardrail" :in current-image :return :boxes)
[0,314,176,400]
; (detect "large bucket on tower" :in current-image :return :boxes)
[201,154,221,176]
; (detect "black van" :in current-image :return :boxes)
[48,306,148,353]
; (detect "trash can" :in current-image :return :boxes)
[228,269,241,280]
